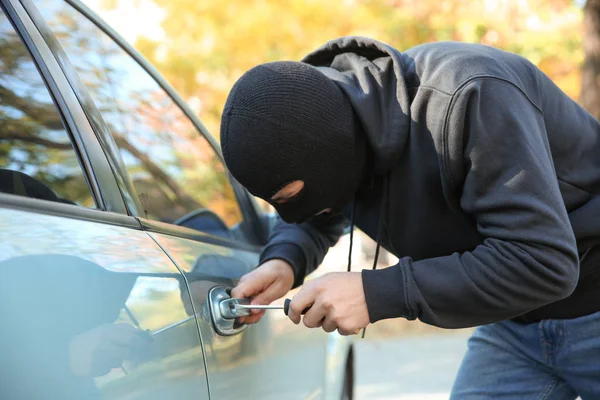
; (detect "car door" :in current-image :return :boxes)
[0,1,210,398]
[30,0,343,398]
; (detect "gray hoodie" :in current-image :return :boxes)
[259,37,600,328]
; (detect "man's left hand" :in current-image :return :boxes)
[287,272,369,336]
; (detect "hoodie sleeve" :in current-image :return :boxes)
[361,78,579,328]
[259,213,348,288]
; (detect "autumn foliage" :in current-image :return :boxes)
[95,0,585,138]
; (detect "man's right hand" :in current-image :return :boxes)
[231,259,295,324]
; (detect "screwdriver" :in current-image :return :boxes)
[233,299,311,315]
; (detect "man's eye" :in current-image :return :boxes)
[272,193,300,204]
[277,195,302,206]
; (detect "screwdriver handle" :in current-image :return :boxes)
[283,298,311,316]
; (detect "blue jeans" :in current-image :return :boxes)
[450,311,600,399]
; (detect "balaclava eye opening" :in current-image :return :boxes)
[220,61,367,224]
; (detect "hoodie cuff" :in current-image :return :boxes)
[361,263,411,323]
[260,243,306,288]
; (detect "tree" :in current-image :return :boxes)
[582,0,600,118]
[89,0,584,138]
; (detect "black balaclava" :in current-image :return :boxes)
[220,61,367,224]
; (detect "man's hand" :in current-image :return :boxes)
[231,259,295,324]
[287,272,369,336]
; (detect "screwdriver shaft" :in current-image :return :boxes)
[234,304,283,310]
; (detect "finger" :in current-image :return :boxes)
[243,310,266,324]
[231,269,273,299]
[302,302,327,328]
[338,327,360,336]
[287,285,317,324]
[322,318,337,333]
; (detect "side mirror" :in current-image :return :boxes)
[174,209,232,239]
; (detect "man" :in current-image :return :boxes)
[220,36,600,398]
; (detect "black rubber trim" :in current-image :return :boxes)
[140,218,262,253]
[0,192,141,229]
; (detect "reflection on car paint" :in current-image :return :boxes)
[0,209,209,399]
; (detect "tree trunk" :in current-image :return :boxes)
[581,0,600,119]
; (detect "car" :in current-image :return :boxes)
[0,0,354,398]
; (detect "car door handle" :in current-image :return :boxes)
[218,297,253,319]
[208,286,250,336]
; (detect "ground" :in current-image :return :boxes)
[355,332,471,400]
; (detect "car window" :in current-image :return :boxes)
[37,0,243,227]
[0,8,94,208]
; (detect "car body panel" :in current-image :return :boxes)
[0,204,210,399]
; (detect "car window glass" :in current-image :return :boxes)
[37,0,243,227]
[0,8,94,208]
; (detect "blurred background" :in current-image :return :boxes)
[74,0,597,398]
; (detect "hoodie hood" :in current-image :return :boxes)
[302,36,412,176]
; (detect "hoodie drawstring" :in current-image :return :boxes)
[346,175,389,339]
[347,199,356,273]
[361,175,389,338]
